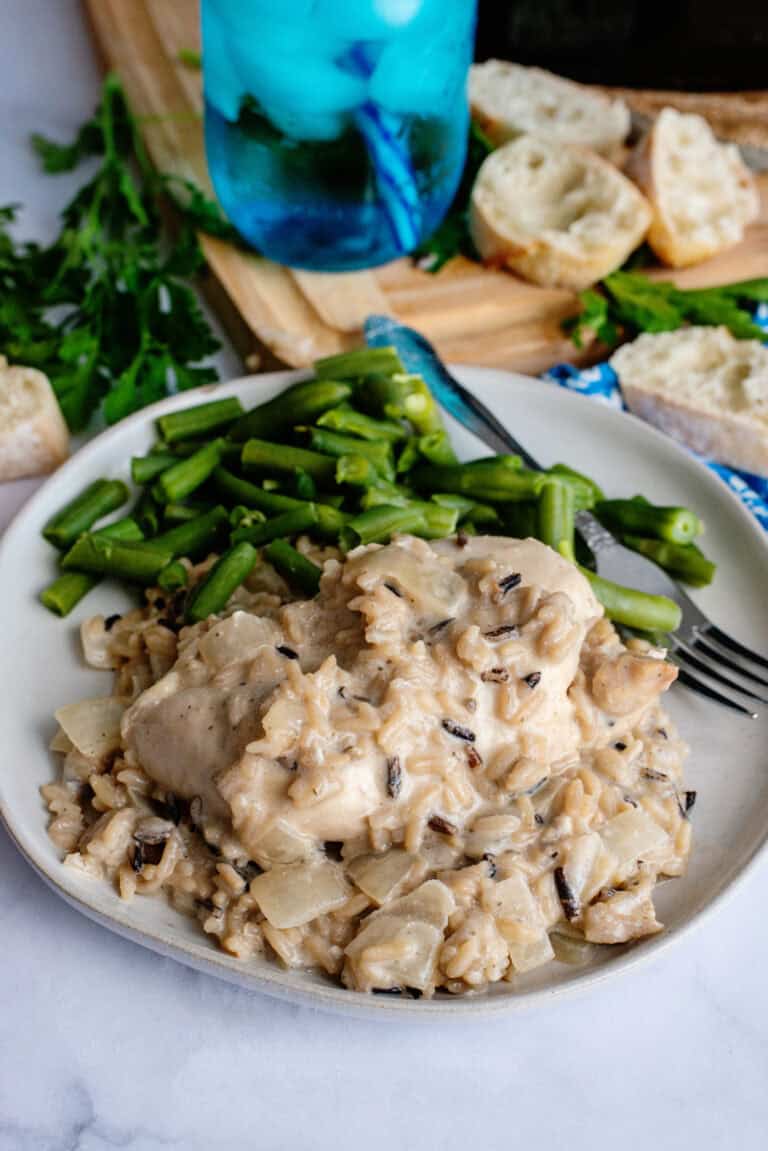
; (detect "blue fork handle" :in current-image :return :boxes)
[363,315,542,468]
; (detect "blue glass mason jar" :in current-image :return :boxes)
[202,0,477,271]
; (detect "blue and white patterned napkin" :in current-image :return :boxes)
[542,302,768,532]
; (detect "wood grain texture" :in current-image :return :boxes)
[84,0,768,374]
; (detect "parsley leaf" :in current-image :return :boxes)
[564,270,768,349]
[1,73,234,431]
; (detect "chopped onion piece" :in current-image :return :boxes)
[54,697,124,762]
[250,860,349,928]
[199,611,281,672]
[347,849,419,905]
[600,808,669,881]
[80,616,118,670]
[507,933,555,974]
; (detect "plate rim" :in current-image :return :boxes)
[2,364,767,1020]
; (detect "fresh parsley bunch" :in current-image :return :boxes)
[0,73,238,431]
[564,270,768,349]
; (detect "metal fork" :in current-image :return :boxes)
[364,315,768,718]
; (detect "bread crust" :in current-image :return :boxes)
[469,138,651,291]
[626,108,759,268]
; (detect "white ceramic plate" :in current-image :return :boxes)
[2,367,768,1019]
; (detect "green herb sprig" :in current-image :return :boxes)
[0,73,237,431]
[563,270,768,349]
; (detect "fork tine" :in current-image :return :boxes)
[674,641,768,705]
[701,624,768,672]
[693,637,768,690]
[674,665,758,718]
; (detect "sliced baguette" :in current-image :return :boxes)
[0,356,69,482]
[610,327,768,476]
[626,107,760,268]
[469,60,630,160]
[469,135,651,291]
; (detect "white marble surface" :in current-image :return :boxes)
[1,4,767,1148]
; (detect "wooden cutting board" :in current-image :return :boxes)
[84,0,768,374]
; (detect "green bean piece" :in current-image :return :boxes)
[131,452,178,485]
[622,535,717,587]
[316,403,406,443]
[335,455,384,488]
[581,568,682,632]
[430,493,500,526]
[152,439,222,504]
[264,539,322,596]
[292,469,317,501]
[340,505,428,551]
[156,397,244,443]
[157,560,189,592]
[61,536,173,585]
[40,572,100,617]
[241,438,337,484]
[544,466,599,511]
[360,372,418,422]
[231,504,319,546]
[163,501,215,524]
[417,502,459,539]
[360,483,418,511]
[229,379,352,442]
[307,427,395,481]
[595,499,703,545]
[42,479,130,549]
[185,542,259,623]
[414,430,458,467]
[152,506,228,559]
[39,517,145,616]
[548,463,604,505]
[538,481,576,560]
[213,468,346,537]
[401,377,453,440]
[313,346,404,380]
[411,458,542,503]
[229,505,268,528]
[396,437,421,474]
[132,489,162,536]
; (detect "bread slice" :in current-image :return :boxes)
[0,356,69,481]
[469,61,630,160]
[626,107,760,268]
[469,136,652,291]
[610,327,768,475]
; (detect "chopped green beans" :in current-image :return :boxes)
[622,535,716,587]
[152,505,228,559]
[229,379,352,442]
[548,463,604,506]
[316,403,406,442]
[156,397,243,443]
[153,439,222,504]
[40,517,144,616]
[430,493,499,526]
[241,438,337,484]
[231,504,319,546]
[538,481,576,560]
[131,452,178,485]
[42,479,129,549]
[213,468,346,536]
[596,499,702,545]
[185,542,258,623]
[163,501,214,523]
[336,454,388,488]
[157,560,189,591]
[412,458,542,502]
[340,505,427,550]
[40,572,100,617]
[61,536,173,585]
[502,501,538,539]
[413,430,457,467]
[264,539,321,595]
[307,428,395,481]
[132,488,162,536]
[314,346,403,380]
[581,568,682,632]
